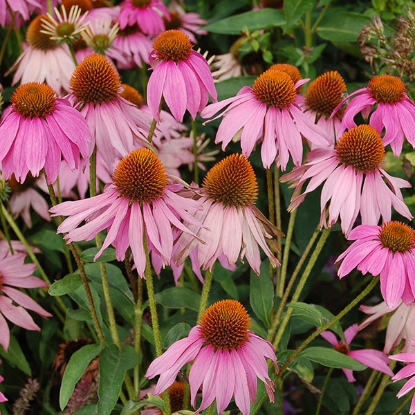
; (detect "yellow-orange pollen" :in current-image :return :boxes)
[203,154,258,208]
[305,71,347,118]
[153,30,193,62]
[335,125,385,173]
[253,69,296,109]
[12,83,56,118]
[269,63,302,86]
[379,221,415,253]
[120,84,144,108]
[70,54,121,104]
[200,300,250,351]
[26,14,59,50]
[113,148,167,204]
[369,75,406,104]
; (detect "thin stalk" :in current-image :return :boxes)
[147,119,158,144]
[143,233,171,415]
[10,10,23,54]
[89,146,97,198]
[273,227,330,349]
[46,181,105,343]
[68,43,78,67]
[268,226,320,343]
[276,208,298,298]
[352,370,382,415]
[134,277,144,399]
[0,23,12,68]
[140,64,148,100]
[304,10,313,49]
[316,367,333,415]
[192,120,199,184]
[278,276,380,376]
[311,5,330,33]
[391,390,415,415]
[0,201,14,253]
[197,268,214,323]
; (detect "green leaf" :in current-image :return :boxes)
[0,335,31,375]
[300,347,367,370]
[316,11,371,42]
[69,284,104,329]
[74,404,98,415]
[313,305,346,343]
[318,0,333,5]
[164,323,191,349]
[98,345,137,415]
[155,287,201,311]
[60,343,102,410]
[288,302,323,327]
[290,357,314,382]
[49,274,82,296]
[27,229,66,253]
[214,265,239,299]
[121,396,164,414]
[216,76,256,101]
[250,261,274,328]
[405,151,415,166]
[284,0,316,32]
[81,247,116,263]
[204,9,285,35]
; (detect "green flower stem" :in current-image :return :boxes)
[268,226,320,343]
[89,146,97,198]
[9,10,23,54]
[351,370,381,415]
[134,277,144,399]
[192,120,199,184]
[140,64,148,100]
[46,182,105,344]
[0,201,15,253]
[311,4,330,33]
[47,0,53,14]
[366,348,401,415]
[266,168,275,225]
[278,276,380,377]
[143,233,171,415]
[197,268,214,323]
[304,10,313,49]
[273,227,331,350]
[276,208,298,298]
[68,43,78,67]
[392,390,415,415]
[147,118,158,144]
[316,367,333,415]
[205,402,215,415]
[0,23,12,68]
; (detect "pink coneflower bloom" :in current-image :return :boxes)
[321,324,393,382]
[280,125,412,235]
[8,173,51,228]
[0,375,6,402]
[118,0,169,36]
[67,54,151,170]
[359,301,415,354]
[146,299,277,415]
[201,68,330,170]
[302,70,348,142]
[0,82,93,184]
[164,0,207,44]
[111,24,153,68]
[0,0,40,27]
[173,154,282,274]
[8,14,76,95]
[336,221,415,309]
[0,245,52,351]
[335,74,415,155]
[147,29,217,123]
[50,148,204,278]
[390,345,415,414]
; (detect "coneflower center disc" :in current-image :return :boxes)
[12,83,56,118]
[379,221,415,253]
[335,343,348,354]
[335,125,384,173]
[70,54,121,104]
[56,22,77,38]
[120,84,144,108]
[153,30,193,62]
[269,63,302,86]
[305,71,347,118]
[26,15,59,50]
[62,0,93,13]
[253,69,296,109]
[168,382,185,413]
[369,75,406,104]
[8,174,36,192]
[164,12,183,30]
[131,0,151,6]
[203,154,258,208]
[113,149,167,204]
[200,300,250,351]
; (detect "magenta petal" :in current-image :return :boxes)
[349,349,393,376]
[0,312,10,351]
[215,351,235,414]
[320,330,339,347]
